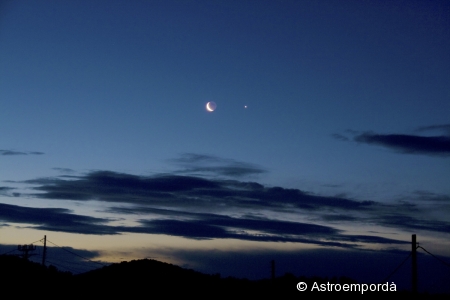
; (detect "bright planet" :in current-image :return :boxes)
[206,101,217,112]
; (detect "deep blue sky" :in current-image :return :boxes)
[1,0,449,293]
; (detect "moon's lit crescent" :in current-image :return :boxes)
[206,101,216,112]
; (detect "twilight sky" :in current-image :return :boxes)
[1,0,449,293]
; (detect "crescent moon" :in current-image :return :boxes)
[206,101,216,112]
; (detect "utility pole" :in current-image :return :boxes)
[41,235,47,266]
[412,234,417,294]
[17,244,36,260]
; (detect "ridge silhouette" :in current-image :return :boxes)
[1,255,448,297]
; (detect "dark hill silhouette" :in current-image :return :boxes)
[74,258,257,296]
[1,255,448,297]
[0,254,72,293]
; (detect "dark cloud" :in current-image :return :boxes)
[0,150,44,155]
[354,132,450,156]
[27,171,220,202]
[334,126,450,156]
[248,186,376,210]
[26,171,375,213]
[52,168,76,173]
[126,219,354,247]
[1,150,27,155]
[335,235,409,245]
[377,214,450,234]
[0,192,408,248]
[320,214,359,222]
[106,207,346,244]
[0,203,117,235]
[330,133,349,141]
[0,187,19,197]
[411,190,450,202]
[8,169,447,247]
[415,124,450,135]
[169,153,267,177]
[141,214,337,237]
[321,184,343,188]
[0,201,405,247]
[108,206,407,246]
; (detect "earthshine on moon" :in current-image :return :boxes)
[206,101,217,112]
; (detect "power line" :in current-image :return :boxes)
[31,238,45,245]
[417,246,450,269]
[1,238,46,256]
[45,239,107,267]
[45,259,77,273]
[45,254,101,273]
[44,259,90,274]
[0,248,17,256]
[380,251,412,283]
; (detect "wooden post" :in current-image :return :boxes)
[412,234,417,293]
[41,235,47,266]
